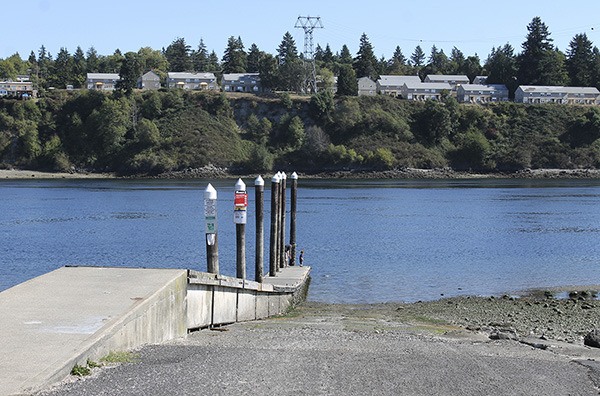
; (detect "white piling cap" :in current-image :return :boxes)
[281,172,287,180]
[255,175,264,186]
[235,178,246,191]
[291,172,298,180]
[271,173,280,183]
[204,183,217,200]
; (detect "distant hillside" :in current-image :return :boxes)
[1,90,599,176]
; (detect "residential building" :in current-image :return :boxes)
[167,72,218,90]
[424,74,470,92]
[457,84,509,103]
[138,71,161,90]
[0,81,36,98]
[377,75,421,96]
[86,73,120,90]
[221,73,263,93]
[358,77,376,96]
[515,86,600,105]
[400,81,452,101]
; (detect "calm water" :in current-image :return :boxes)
[1,178,600,303]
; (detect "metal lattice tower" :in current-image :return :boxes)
[295,16,323,93]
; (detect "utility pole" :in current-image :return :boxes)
[295,16,324,94]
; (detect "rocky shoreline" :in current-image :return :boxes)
[322,286,600,346]
[3,166,600,180]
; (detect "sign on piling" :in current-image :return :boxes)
[234,178,247,280]
[204,184,219,274]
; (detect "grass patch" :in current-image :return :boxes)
[100,351,140,364]
[70,364,91,377]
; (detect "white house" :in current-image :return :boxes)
[86,73,120,90]
[376,75,421,96]
[515,86,600,105]
[221,73,263,93]
[400,81,452,101]
[358,77,376,96]
[138,71,161,90]
[457,84,509,103]
[167,72,218,90]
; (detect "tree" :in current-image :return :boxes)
[388,46,408,74]
[246,43,263,72]
[86,47,100,73]
[337,64,358,96]
[222,36,247,73]
[353,33,378,79]
[52,47,74,88]
[257,53,278,91]
[276,32,303,91]
[566,33,594,86]
[449,47,466,74]
[485,44,518,93]
[165,37,191,72]
[137,47,168,74]
[277,32,299,64]
[427,45,450,74]
[117,52,142,93]
[72,46,87,88]
[517,17,567,86]
[410,45,426,67]
[338,45,353,64]
[207,51,221,72]
[191,38,209,71]
[461,55,482,82]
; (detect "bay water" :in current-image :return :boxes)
[1,178,600,303]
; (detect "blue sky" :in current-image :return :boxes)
[3,1,600,62]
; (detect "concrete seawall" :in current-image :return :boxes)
[0,265,310,396]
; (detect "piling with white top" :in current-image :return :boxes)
[254,175,264,283]
[204,184,219,274]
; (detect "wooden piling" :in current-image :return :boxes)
[289,172,298,266]
[269,174,280,276]
[204,184,219,274]
[280,172,287,268]
[254,176,264,283]
[234,179,247,280]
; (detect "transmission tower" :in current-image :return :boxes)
[295,16,323,94]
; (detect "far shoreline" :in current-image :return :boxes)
[3,167,600,180]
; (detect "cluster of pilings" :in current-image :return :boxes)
[203,172,298,283]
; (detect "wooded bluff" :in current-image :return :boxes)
[1,89,600,176]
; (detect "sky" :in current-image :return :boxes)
[3,1,600,63]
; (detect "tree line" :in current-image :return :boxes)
[1,17,600,96]
[1,87,600,175]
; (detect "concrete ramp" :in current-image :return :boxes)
[0,267,188,396]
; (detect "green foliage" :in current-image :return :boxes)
[71,364,91,377]
[310,90,335,124]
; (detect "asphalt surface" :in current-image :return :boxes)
[39,304,600,396]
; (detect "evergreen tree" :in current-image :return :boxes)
[410,45,426,67]
[246,43,263,72]
[165,37,191,72]
[428,45,450,74]
[277,32,299,64]
[461,55,483,82]
[449,47,465,74]
[72,46,87,88]
[388,46,407,74]
[566,33,594,86]
[52,47,73,88]
[117,52,142,93]
[192,39,209,72]
[353,33,378,79]
[338,45,353,64]
[222,36,247,73]
[323,44,335,64]
[137,47,168,74]
[86,47,99,73]
[207,51,221,72]
[258,53,278,91]
[592,47,600,89]
[485,44,518,87]
[517,17,567,85]
[337,64,358,96]
[314,44,324,62]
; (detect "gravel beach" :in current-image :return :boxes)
[39,288,600,396]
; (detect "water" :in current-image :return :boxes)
[1,178,600,303]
